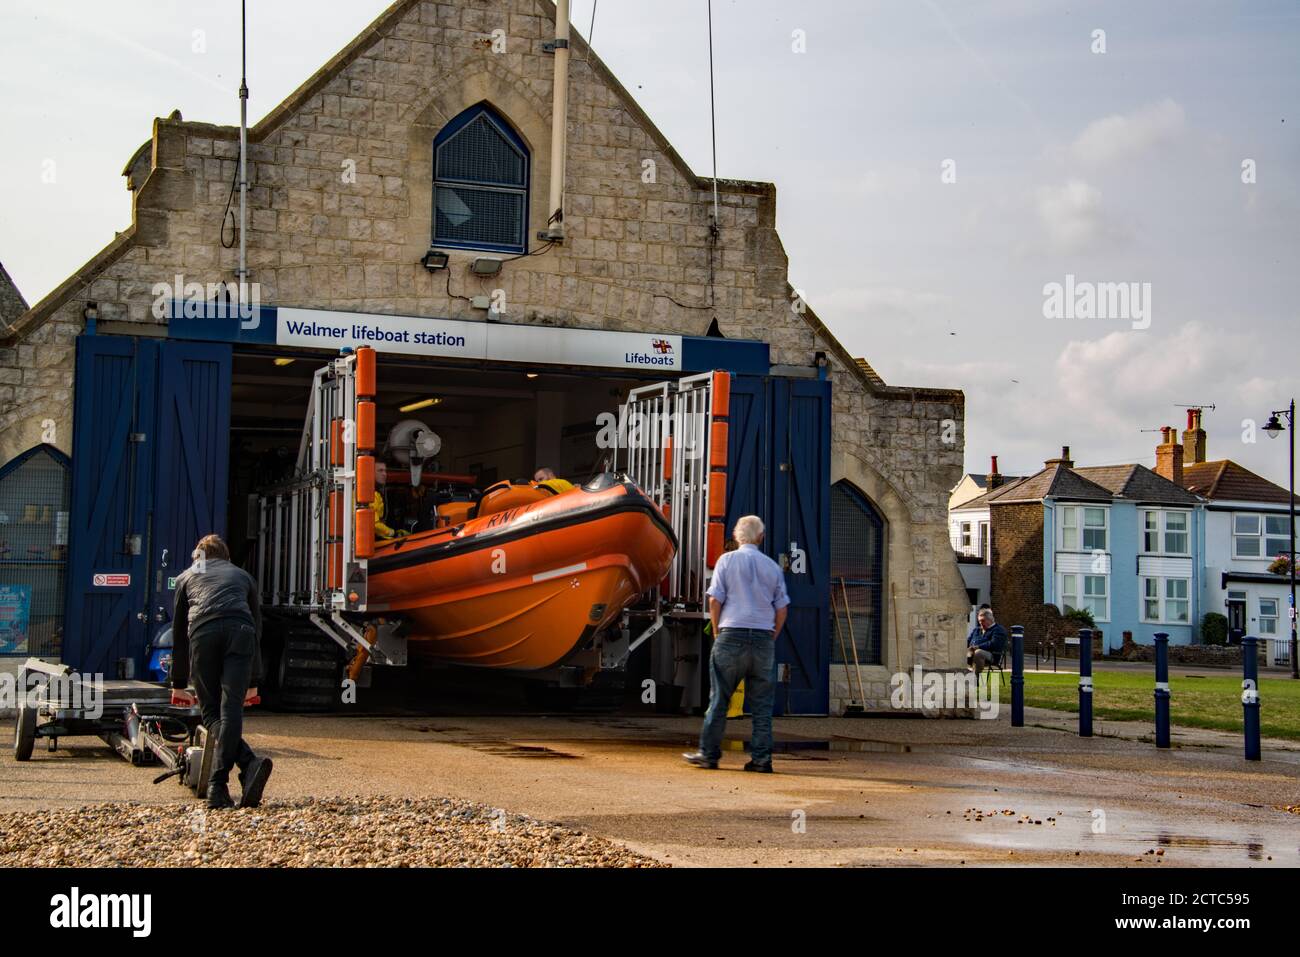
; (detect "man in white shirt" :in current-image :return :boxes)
[683,515,790,772]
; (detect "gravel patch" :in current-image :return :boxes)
[0,796,665,868]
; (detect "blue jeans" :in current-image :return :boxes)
[698,628,777,765]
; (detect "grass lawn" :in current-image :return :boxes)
[1019,670,1300,741]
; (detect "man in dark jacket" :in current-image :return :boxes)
[967,606,1009,674]
[169,534,273,810]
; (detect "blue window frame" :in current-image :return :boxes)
[432,104,529,254]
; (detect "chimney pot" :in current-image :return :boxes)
[1155,429,1185,485]
[1182,408,1207,465]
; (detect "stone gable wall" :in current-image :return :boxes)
[0,0,968,694]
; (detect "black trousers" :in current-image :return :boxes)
[191,617,258,785]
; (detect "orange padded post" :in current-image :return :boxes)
[355,508,375,558]
[706,522,725,568]
[356,401,375,452]
[710,370,730,418]
[356,455,375,504]
[330,419,344,466]
[709,422,728,468]
[709,472,726,518]
[355,346,376,397]
[329,490,343,538]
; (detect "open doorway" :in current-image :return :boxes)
[224,350,653,567]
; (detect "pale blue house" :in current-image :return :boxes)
[978,445,1205,652]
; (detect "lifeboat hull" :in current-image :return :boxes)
[365,479,675,670]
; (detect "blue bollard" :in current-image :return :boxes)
[1153,632,1170,749]
[1011,625,1025,727]
[1242,635,1261,761]
[1078,628,1093,737]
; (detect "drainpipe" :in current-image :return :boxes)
[544,0,570,243]
[237,0,250,292]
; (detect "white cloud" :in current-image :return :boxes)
[1035,178,1123,252]
[1069,99,1186,167]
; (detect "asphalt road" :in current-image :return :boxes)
[5,704,1298,867]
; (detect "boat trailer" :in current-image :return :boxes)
[12,658,225,799]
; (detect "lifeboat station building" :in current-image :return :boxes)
[0,0,967,715]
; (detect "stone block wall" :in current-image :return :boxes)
[2,0,969,703]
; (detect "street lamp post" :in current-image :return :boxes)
[1263,400,1297,679]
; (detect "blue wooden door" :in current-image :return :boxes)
[724,375,769,526]
[769,377,832,714]
[64,337,231,673]
[146,341,231,646]
[64,337,157,673]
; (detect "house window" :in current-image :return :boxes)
[1165,578,1189,623]
[432,104,529,253]
[1061,507,1079,550]
[1143,511,1159,553]
[1164,511,1189,555]
[1141,509,1189,555]
[1141,576,1191,623]
[960,522,971,549]
[1082,507,1107,551]
[1062,572,1108,621]
[1233,513,1293,560]
[1260,597,1279,635]
[1143,578,1160,621]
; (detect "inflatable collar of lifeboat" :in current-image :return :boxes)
[364,474,677,671]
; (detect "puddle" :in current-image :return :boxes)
[722,738,914,755]
[455,741,579,759]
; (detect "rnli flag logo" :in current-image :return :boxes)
[651,338,673,355]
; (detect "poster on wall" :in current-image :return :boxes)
[0,585,31,655]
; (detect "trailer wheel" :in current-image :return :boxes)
[13,701,36,761]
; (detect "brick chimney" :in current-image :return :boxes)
[988,454,1003,489]
[1182,408,1207,464]
[1044,445,1073,469]
[1155,426,1184,485]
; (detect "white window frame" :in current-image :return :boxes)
[1082,506,1108,552]
[960,522,971,548]
[1060,506,1079,551]
[1060,572,1109,622]
[1259,596,1279,636]
[1233,513,1292,561]
[1140,509,1190,556]
[1140,575,1191,624]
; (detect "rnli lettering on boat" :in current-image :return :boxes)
[624,351,675,366]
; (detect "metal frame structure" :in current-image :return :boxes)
[258,348,373,615]
[618,370,729,615]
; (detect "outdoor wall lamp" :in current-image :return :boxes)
[420,248,449,272]
[470,257,502,277]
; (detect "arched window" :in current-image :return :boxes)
[830,481,885,665]
[432,104,529,254]
[0,444,71,658]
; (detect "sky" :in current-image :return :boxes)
[1,0,1297,487]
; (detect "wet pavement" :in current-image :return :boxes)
[3,707,1297,867]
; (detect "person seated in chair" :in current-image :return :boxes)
[371,461,402,539]
[967,605,1008,674]
[533,466,575,494]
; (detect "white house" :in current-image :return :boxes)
[1175,412,1296,665]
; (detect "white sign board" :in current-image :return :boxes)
[276,308,681,372]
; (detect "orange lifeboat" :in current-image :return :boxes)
[365,475,675,670]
